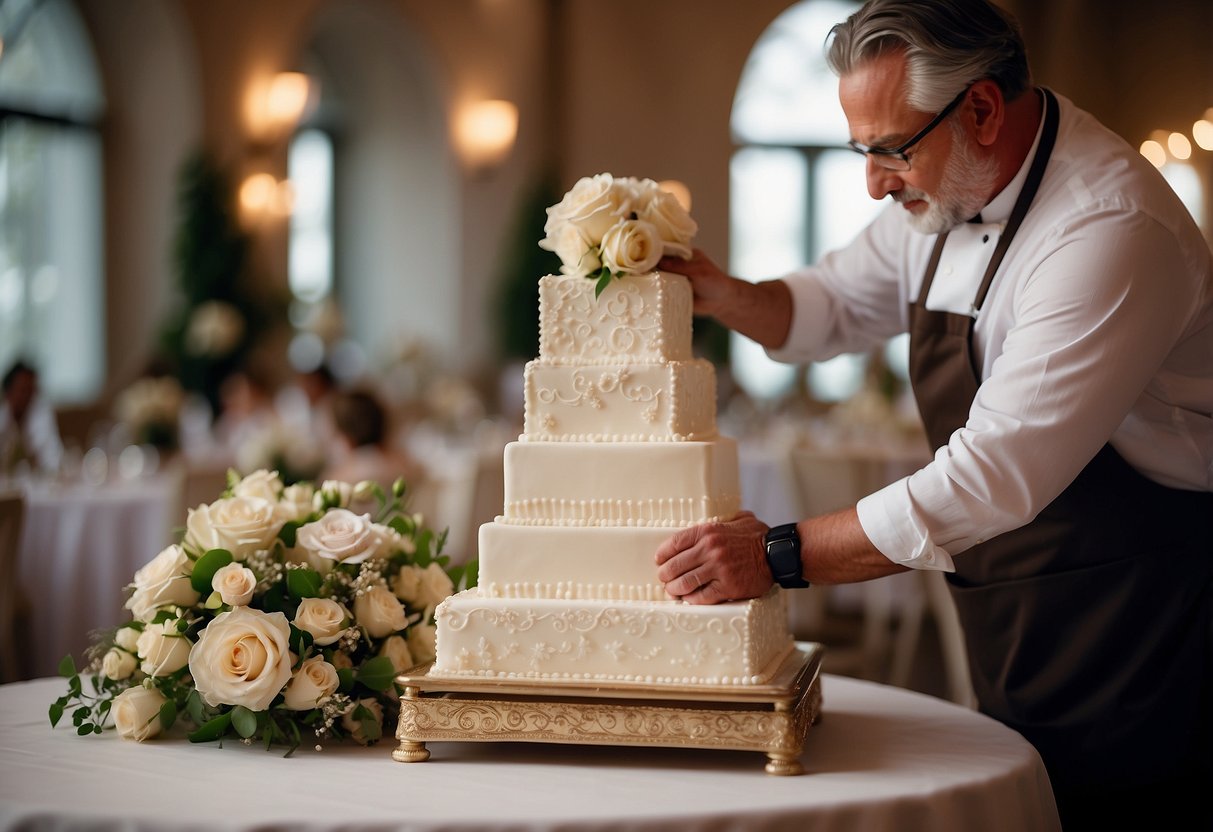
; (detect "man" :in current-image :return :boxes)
[654,0,1213,828]
[0,359,63,476]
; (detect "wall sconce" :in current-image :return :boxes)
[454,99,518,173]
[246,71,317,150]
[239,171,295,224]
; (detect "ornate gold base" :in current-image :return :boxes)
[393,643,824,775]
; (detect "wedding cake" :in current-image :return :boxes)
[429,174,795,686]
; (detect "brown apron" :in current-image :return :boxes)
[907,89,1213,826]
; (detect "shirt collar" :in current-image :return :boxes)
[976,88,1047,226]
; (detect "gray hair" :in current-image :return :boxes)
[826,0,1031,112]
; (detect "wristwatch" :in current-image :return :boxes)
[764,523,810,588]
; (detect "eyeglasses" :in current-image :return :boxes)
[847,86,970,171]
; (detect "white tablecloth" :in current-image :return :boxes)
[15,477,176,678]
[0,674,1060,832]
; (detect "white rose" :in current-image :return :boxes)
[634,179,697,258]
[600,218,663,275]
[391,565,423,604]
[293,597,350,646]
[407,621,438,664]
[341,697,384,745]
[184,496,283,560]
[539,221,600,278]
[212,562,257,607]
[378,634,415,674]
[276,483,316,523]
[125,545,201,622]
[281,655,339,711]
[416,563,456,610]
[353,585,407,638]
[188,606,293,711]
[114,626,142,653]
[544,173,632,243]
[296,509,384,565]
[135,621,193,677]
[102,648,137,681]
[233,469,283,502]
[112,685,167,742]
[314,480,353,509]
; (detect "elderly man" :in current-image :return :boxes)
[655,0,1213,827]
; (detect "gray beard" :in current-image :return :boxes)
[897,130,1000,235]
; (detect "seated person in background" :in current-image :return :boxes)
[0,359,63,476]
[275,362,338,448]
[212,367,279,462]
[323,388,426,493]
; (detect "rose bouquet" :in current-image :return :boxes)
[49,469,475,753]
[114,376,185,451]
[538,173,697,297]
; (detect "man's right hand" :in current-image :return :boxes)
[658,248,739,319]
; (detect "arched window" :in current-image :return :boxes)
[730,0,904,404]
[0,0,105,403]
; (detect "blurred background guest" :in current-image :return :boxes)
[275,362,339,450]
[0,360,63,478]
[323,387,426,492]
[212,366,279,463]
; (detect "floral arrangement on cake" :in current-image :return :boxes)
[49,469,475,752]
[539,173,697,297]
[114,376,186,451]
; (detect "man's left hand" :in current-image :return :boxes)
[654,511,773,604]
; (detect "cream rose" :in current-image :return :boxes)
[135,621,192,677]
[281,655,339,711]
[185,496,283,560]
[600,218,663,276]
[293,597,350,646]
[232,469,283,502]
[296,509,384,566]
[393,563,454,611]
[212,562,257,607]
[114,626,141,653]
[112,685,167,742]
[341,697,384,745]
[539,221,601,278]
[378,634,415,674]
[544,173,631,243]
[125,544,200,622]
[188,606,293,711]
[102,648,137,681]
[276,483,316,522]
[314,480,353,510]
[353,585,407,638]
[634,180,697,258]
[407,621,438,664]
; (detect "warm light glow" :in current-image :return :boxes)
[240,173,278,215]
[1139,140,1167,168]
[1193,119,1213,151]
[658,179,692,211]
[1167,131,1192,160]
[266,72,312,130]
[454,99,518,171]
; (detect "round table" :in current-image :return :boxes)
[0,675,1060,831]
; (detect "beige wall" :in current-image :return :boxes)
[74,0,1213,402]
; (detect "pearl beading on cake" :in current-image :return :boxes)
[501,496,742,526]
[483,581,668,601]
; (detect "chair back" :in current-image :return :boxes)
[0,490,27,682]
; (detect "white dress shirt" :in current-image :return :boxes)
[769,91,1213,571]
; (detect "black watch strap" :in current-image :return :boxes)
[764,522,809,588]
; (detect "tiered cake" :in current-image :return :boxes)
[429,175,795,687]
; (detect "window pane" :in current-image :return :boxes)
[812,148,888,258]
[729,147,806,401]
[287,129,334,304]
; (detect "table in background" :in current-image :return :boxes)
[14,476,176,678]
[0,673,1059,832]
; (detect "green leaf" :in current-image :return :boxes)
[463,559,480,590]
[188,711,232,743]
[355,656,398,692]
[159,700,178,731]
[190,548,234,593]
[278,521,300,548]
[594,268,614,299]
[231,706,258,739]
[289,624,314,656]
[336,667,355,693]
[49,701,65,727]
[286,567,323,599]
[77,723,95,736]
[57,655,76,677]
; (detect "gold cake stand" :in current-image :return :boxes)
[392,642,824,775]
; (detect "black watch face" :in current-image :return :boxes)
[768,538,798,577]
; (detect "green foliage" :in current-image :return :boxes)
[495,175,562,360]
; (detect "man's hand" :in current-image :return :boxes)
[654,511,774,604]
[658,249,739,319]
